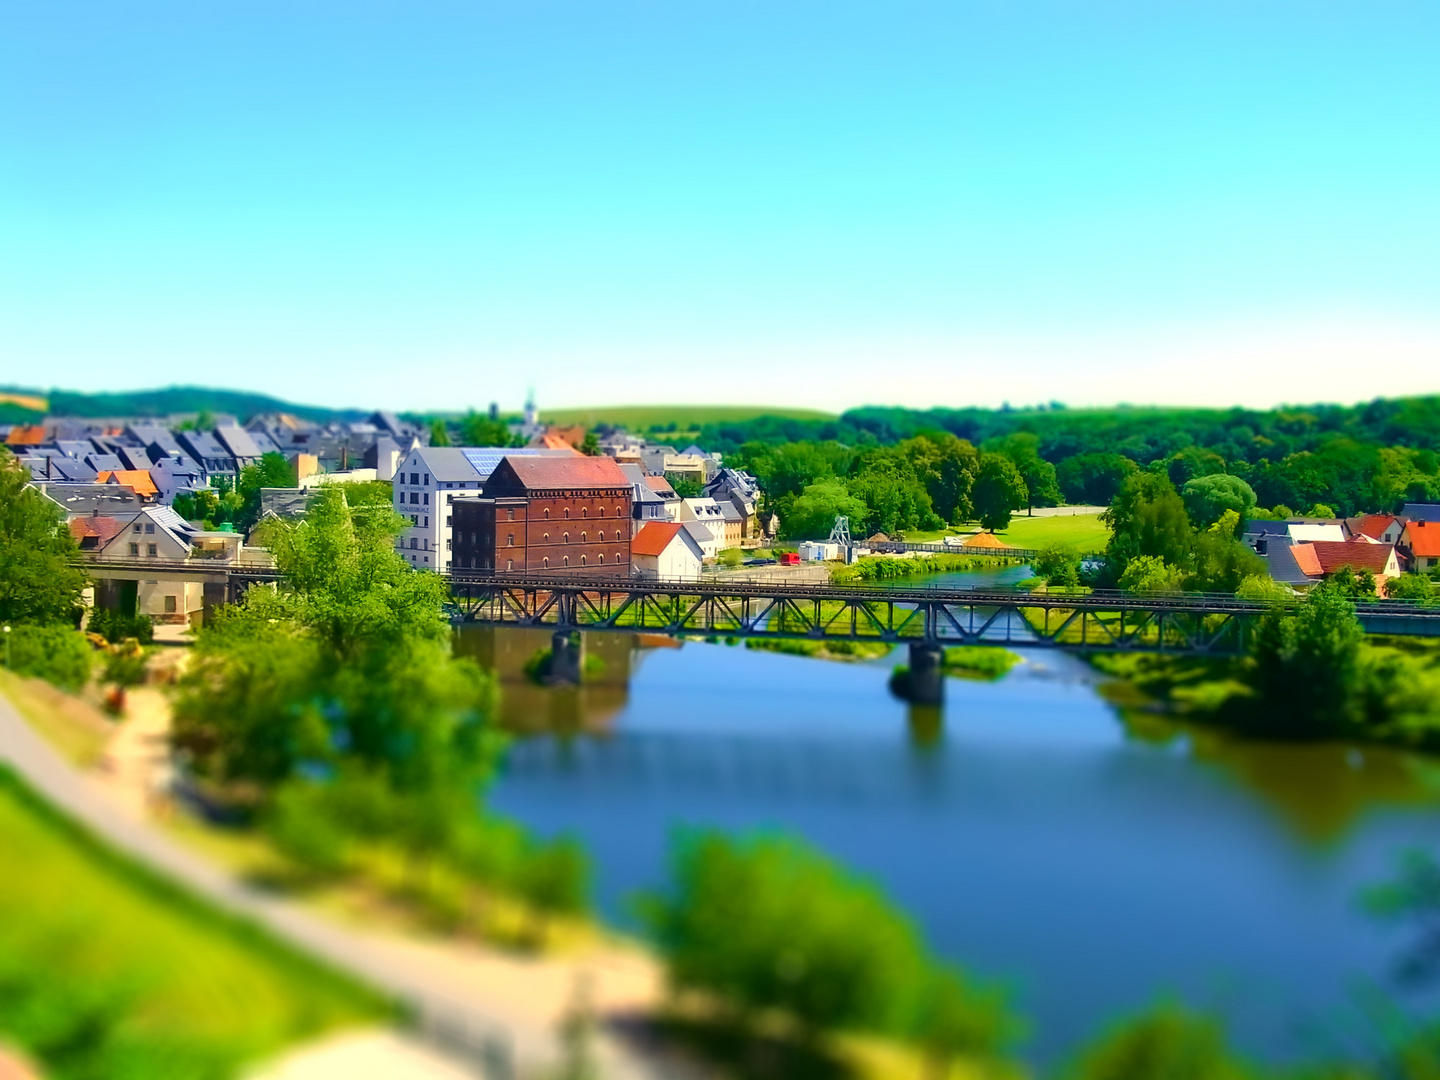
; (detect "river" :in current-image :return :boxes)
[453,572,1440,1065]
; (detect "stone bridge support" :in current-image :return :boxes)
[900,641,945,706]
[549,630,585,685]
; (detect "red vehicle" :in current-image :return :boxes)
[778,552,800,566]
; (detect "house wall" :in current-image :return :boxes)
[454,490,633,575]
[393,449,482,571]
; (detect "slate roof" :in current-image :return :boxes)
[86,453,124,473]
[620,463,667,505]
[215,424,264,461]
[38,483,143,515]
[407,447,484,483]
[631,521,686,557]
[126,425,183,457]
[1402,503,1440,523]
[682,520,716,546]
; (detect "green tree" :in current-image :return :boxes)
[1118,556,1187,594]
[1244,585,1364,737]
[429,418,451,447]
[986,433,1060,513]
[1070,1006,1249,1080]
[1385,574,1435,602]
[1187,533,1267,594]
[640,831,927,1037]
[1057,453,1138,506]
[234,451,299,531]
[1181,475,1257,530]
[1329,565,1378,599]
[1102,473,1193,583]
[580,431,600,457]
[973,454,1027,532]
[0,451,88,626]
[460,412,511,447]
[665,473,703,498]
[1165,446,1227,489]
[783,479,868,540]
[1033,546,1081,587]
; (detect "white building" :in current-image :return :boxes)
[631,521,704,581]
[393,446,577,570]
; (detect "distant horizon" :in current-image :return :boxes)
[4,4,1438,413]
[7,381,1440,423]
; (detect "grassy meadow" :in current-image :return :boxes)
[991,512,1110,552]
[0,766,386,1079]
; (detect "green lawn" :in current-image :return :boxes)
[992,513,1110,553]
[0,767,387,1079]
[540,404,835,431]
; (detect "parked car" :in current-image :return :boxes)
[743,557,776,567]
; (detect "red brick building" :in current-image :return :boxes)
[452,455,633,575]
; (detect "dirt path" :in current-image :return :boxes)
[0,680,689,1080]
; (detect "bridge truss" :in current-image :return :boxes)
[448,574,1314,654]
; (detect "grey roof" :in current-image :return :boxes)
[126,425,183,457]
[176,429,232,468]
[55,439,99,458]
[32,482,144,516]
[405,446,484,483]
[248,430,283,456]
[27,455,97,482]
[113,446,153,471]
[147,504,194,536]
[620,463,666,504]
[1402,503,1440,523]
[214,424,264,461]
[260,488,313,519]
[85,453,124,473]
[1264,544,1316,587]
[682,520,717,545]
[370,411,407,437]
[453,446,577,482]
[718,502,744,522]
[680,444,710,458]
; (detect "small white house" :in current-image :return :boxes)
[631,521,705,581]
[799,541,839,561]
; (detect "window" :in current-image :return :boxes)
[446,540,452,550]
[410,538,418,549]
[507,534,514,547]
[543,508,549,519]
[147,543,157,556]
[423,516,428,527]
[410,492,419,504]
[600,506,605,517]
[564,508,570,519]
[506,509,515,521]
[562,556,569,567]
[129,542,139,555]
[163,595,177,613]
[145,523,155,534]
[506,559,513,571]
[598,553,605,564]
[410,515,417,525]
[598,531,605,542]
[424,474,429,485]
[446,515,452,527]
[581,508,587,519]
[543,533,549,542]
[133,524,142,533]
[411,472,419,485]
[423,493,429,505]
[581,532,587,543]
[580,555,587,566]
[542,557,549,568]
[447,494,453,505]
[563,532,569,544]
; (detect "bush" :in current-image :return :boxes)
[4,625,93,691]
[102,644,149,688]
[1385,574,1435,602]
[1070,1006,1249,1080]
[640,830,1013,1048]
[88,610,154,646]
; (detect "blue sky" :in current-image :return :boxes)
[2,2,1437,413]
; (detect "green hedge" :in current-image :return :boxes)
[4,625,93,691]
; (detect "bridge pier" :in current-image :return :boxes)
[889,642,945,705]
[548,630,585,685]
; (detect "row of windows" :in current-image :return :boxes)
[534,506,623,520]
[462,554,623,569]
[131,522,155,534]
[127,543,158,556]
[467,530,621,547]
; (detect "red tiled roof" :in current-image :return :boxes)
[68,515,129,547]
[96,469,158,497]
[498,455,629,491]
[1308,541,1395,574]
[643,475,677,495]
[631,521,685,557]
[1407,520,1440,558]
[1355,513,1397,540]
[5,425,46,446]
[1290,543,1323,577]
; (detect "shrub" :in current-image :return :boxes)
[1033,545,1080,587]
[88,610,154,646]
[4,625,93,691]
[102,645,149,688]
[1070,1006,1249,1080]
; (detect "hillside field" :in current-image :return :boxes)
[0,764,385,1076]
[541,404,836,432]
[993,513,1110,552]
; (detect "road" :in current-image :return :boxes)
[0,688,691,1080]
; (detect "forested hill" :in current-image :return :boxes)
[0,385,365,424]
[696,397,1440,461]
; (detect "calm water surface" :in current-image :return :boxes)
[454,572,1440,1064]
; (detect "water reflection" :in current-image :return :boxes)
[456,621,1440,1062]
